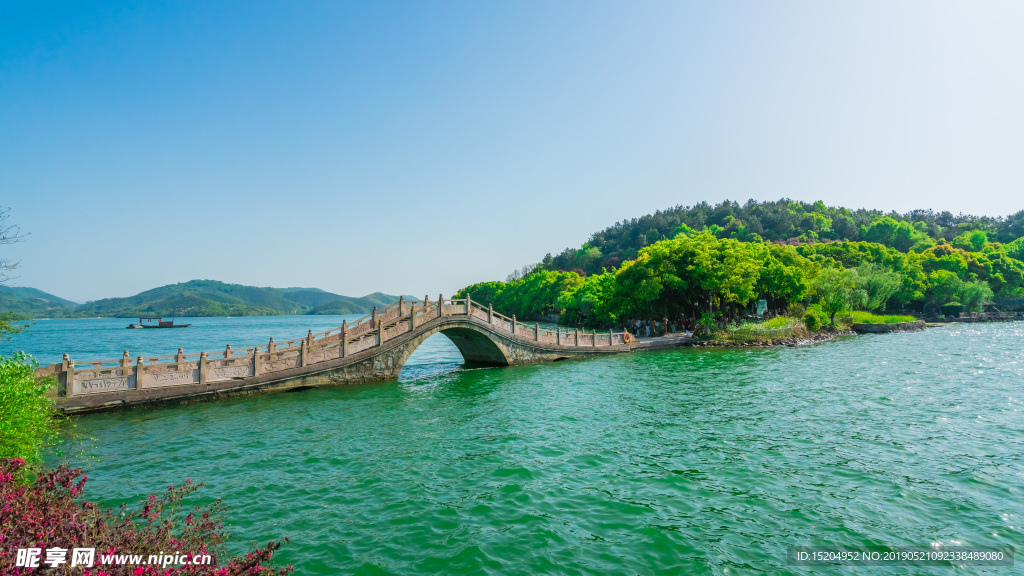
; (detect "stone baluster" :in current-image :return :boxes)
[307,330,313,348]
[60,354,70,397]
[466,293,472,315]
[225,344,233,359]
[535,324,539,341]
[438,294,444,317]
[340,321,348,358]
[300,340,308,367]
[410,304,417,330]
[121,350,131,368]
[253,347,263,376]
[488,303,493,324]
[372,306,378,325]
[175,348,185,371]
[512,315,516,335]
[608,329,613,346]
[199,352,208,385]
[135,356,145,389]
[378,317,385,345]
[268,337,275,353]
[574,329,579,346]
[557,328,561,345]
[399,296,405,316]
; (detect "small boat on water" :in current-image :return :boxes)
[126,317,192,329]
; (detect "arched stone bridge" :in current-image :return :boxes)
[37,296,636,413]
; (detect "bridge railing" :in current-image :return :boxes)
[41,295,630,399]
[462,299,629,348]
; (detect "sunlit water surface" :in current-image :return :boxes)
[9,318,1022,575]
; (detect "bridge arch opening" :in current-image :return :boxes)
[397,327,511,381]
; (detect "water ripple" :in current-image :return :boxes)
[51,324,1024,575]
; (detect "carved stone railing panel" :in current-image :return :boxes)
[146,370,199,388]
[207,360,254,382]
[383,322,407,341]
[307,347,329,365]
[74,374,135,395]
[265,356,300,373]
[347,335,377,355]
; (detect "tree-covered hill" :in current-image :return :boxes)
[0,280,413,318]
[0,286,78,318]
[458,199,1024,327]
[537,199,1024,276]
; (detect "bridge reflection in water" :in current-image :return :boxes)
[37,296,634,414]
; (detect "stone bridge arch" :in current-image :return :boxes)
[395,324,513,371]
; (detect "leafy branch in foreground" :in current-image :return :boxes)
[0,353,59,463]
[0,458,293,575]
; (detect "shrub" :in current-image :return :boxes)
[724,317,805,343]
[697,312,718,334]
[0,458,293,575]
[0,353,59,462]
[763,316,795,329]
[803,307,824,331]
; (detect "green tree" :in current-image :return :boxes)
[929,270,963,305]
[456,281,506,308]
[853,262,903,311]
[1005,237,1024,261]
[959,280,994,313]
[810,267,859,327]
[862,217,927,253]
[797,240,927,306]
[557,272,617,326]
[609,232,765,321]
[952,229,988,252]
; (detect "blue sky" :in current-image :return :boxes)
[2,1,1022,302]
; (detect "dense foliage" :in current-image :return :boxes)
[458,210,1024,328]
[0,458,292,575]
[535,199,1024,278]
[0,354,59,463]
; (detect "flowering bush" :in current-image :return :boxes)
[0,458,292,575]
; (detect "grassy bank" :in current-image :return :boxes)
[841,311,916,324]
[708,310,916,345]
[718,316,809,343]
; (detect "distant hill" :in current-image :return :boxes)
[0,286,79,318]
[0,280,414,318]
[311,292,412,315]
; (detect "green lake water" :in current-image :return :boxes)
[8,319,1023,574]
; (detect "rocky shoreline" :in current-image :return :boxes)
[690,328,854,348]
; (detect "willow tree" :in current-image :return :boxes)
[810,267,860,328]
